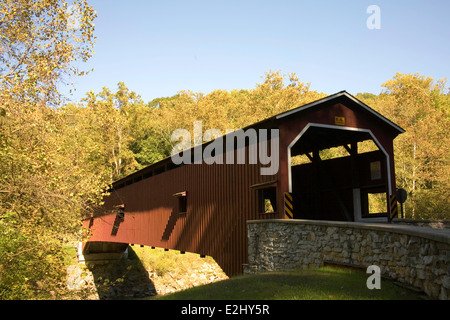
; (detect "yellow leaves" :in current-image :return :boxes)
[1,0,96,106]
[0,2,97,297]
[375,72,450,219]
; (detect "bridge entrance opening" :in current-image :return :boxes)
[288,124,390,222]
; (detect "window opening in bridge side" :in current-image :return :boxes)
[361,188,387,217]
[173,191,187,215]
[258,187,277,214]
[370,160,382,180]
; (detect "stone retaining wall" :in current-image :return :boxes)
[245,219,450,300]
[392,218,450,229]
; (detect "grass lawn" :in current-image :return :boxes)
[154,266,424,300]
[130,246,220,276]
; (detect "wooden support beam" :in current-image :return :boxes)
[350,142,360,188]
[350,142,361,220]
[312,150,321,217]
[343,144,352,155]
[316,155,353,222]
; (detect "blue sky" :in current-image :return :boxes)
[66,0,450,104]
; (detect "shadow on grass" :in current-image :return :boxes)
[86,246,157,299]
[156,267,425,300]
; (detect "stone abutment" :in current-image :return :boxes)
[245,219,450,300]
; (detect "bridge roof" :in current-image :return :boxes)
[112,90,404,189]
[275,91,404,133]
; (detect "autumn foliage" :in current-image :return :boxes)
[0,1,448,299]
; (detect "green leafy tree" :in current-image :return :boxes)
[375,73,449,219]
[79,86,139,181]
[0,0,97,299]
[141,70,325,161]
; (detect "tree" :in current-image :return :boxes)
[250,70,318,120]
[141,70,325,163]
[378,73,450,219]
[79,86,139,181]
[0,0,97,299]
[0,0,96,105]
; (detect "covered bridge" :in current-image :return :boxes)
[82,91,405,276]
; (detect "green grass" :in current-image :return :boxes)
[130,246,218,276]
[154,266,423,300]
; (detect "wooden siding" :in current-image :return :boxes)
[85,161,279,276]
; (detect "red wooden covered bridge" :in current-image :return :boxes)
[81,91,405,276]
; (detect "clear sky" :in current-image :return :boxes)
[66,0,450,104]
